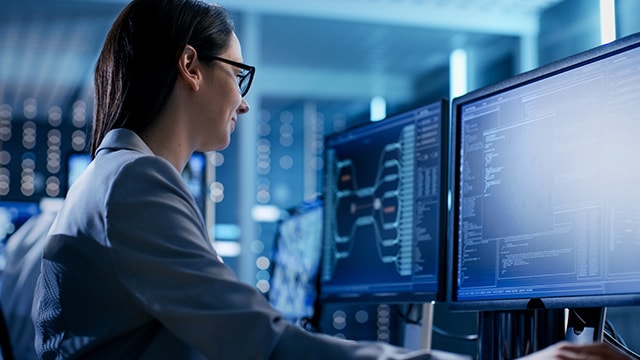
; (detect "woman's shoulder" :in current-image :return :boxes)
[104,151,183,193]
[95,148,177,179]
[94,128,177,177]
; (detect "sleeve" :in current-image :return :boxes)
[105,156,451,360]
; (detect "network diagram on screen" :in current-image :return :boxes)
[321,101,446,302]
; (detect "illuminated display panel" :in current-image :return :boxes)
[449,33,640,311]
[320,100,448,303]
[268,199,323,325]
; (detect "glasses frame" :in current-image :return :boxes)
[212,56,255,97]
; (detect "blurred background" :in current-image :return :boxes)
[2,0,640,357]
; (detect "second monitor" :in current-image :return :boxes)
[320,99,448,304]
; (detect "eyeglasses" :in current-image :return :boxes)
[212,56,255,97]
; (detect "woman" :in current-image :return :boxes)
[31,0,434,358]
[30,0,630,359]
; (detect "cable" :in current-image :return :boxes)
[395,303,420,325]
[603,331,640,360]
[567,309,638,359]
[602,328,640,360]
[605,319,627,347]
[392,304,478,342]
[432,325,478,342]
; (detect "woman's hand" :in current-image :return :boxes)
[517,341,631,360]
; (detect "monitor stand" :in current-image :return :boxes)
[419,302,434,351]
[565,307,606,343]
[477,308,565,360]
[401,302,434,351]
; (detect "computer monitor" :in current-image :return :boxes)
[268,198,323,327]
[449,33,640,345]
[320,99,448,304]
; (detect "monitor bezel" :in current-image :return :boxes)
[447,32,640,311]
[319,98,449,304]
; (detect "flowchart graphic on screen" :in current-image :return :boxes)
[320,100,447,303]
[331,124,415,276]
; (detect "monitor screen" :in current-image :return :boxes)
[181,152,207,216]
[268,198,323,326]
[0,201,40,243]
[67,152,92,190]
[449,33,640,311]
[320,99,448,303]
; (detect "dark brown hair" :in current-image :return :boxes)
[91,0,234,156]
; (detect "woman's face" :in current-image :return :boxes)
[194,32,250,152]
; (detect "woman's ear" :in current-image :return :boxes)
[177,45,202,92]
